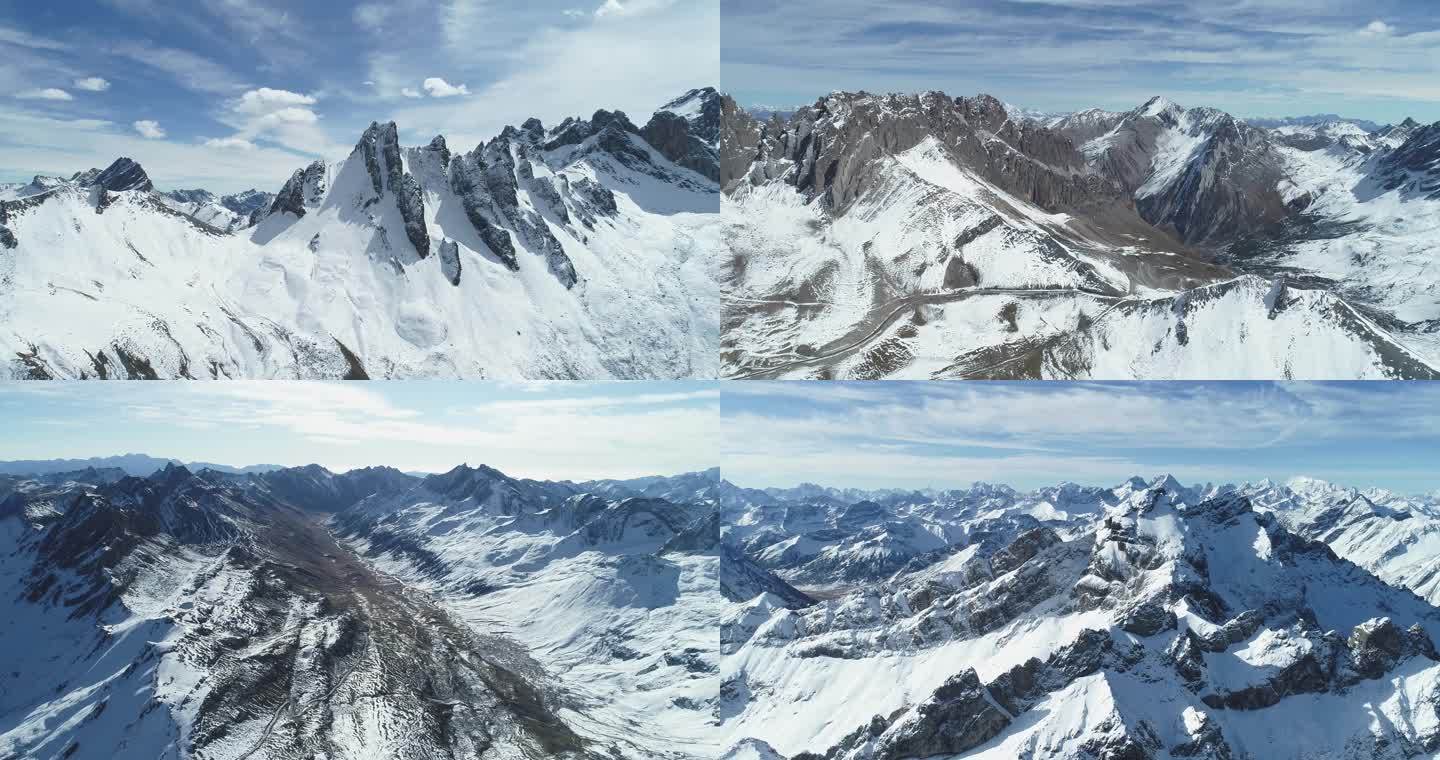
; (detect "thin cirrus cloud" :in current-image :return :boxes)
[16,87,72,100]
[721,0,1440,124]
[721,382,1440,493]
[0,382,720,481]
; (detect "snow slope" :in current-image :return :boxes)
[0,90,719,379]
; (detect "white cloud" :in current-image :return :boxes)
[0,105,309,194]
[73,381,721,480]
[720,382,1440,491]
[233,87,317,115]
[401,87,422,98]
[476,389,719,414]
[594,0,675,18]
[108,43,248,93]
[1359,19,1394,37]
[203,136,256,150]
[422,77,469,97]
[212,87,342,158]
[0,25,70,51]
[73,77,110,91]
[387,0,717,148]
[353,3,391,30]
[133,119,165,138]
[17,88,73,101]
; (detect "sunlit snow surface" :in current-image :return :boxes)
[0,129,718,379]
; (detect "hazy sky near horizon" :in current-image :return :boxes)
[722,0,1440,124]
[0,0,718,192]
[0,381,719,481]
[722,382,1440,494]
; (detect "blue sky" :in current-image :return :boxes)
[0,0,718,192]
[722,382,1440,495]
[722,0,1440,124]
[0,381,719,480]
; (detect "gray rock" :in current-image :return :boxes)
[1120,600,1178,636]
[438,238,461,285]
[353,121,429,258]
[641,110,720,182]
[90,157,153,192]
[874,668,1010,759]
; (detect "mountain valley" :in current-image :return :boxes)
[721,91,1440,379]
[0,460,720,759]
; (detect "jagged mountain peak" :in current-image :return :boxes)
[92,156,154,192]
[1137,94,1182,116]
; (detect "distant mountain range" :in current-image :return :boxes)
[0,453,284,476]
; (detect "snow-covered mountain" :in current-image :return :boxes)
[156,188,276,233]
[721,90,1440,379]
[0,88,720,379]
[0,461,720,759]
[1247,114,1384,133]
[0,453,285,477]
[721,475,1440,758]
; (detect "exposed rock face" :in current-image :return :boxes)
[91,157,154,192]
[875,668,1010,758]
[268,160,327,219]
[424,134,452,169]
[720,543,816,607]
[0,203,14,249]
[438,238,462,285]
[354,121,430,258]
[1376,120,1440,199]
[642,110,720,182]
[720,94,766,190]
[479,132,577,286]
[659,86,721,144]
[733,91,1125,216]
[448,147,521,271]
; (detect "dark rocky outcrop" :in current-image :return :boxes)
[438,238,462,285]
[266,160,326,220]
[354,121,430,258]
[641,110,720,182]
[90,157,154,192]
[1376,120,1440,199]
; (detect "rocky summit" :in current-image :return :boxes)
[722,89,1440,380]
[0,87,720,380]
